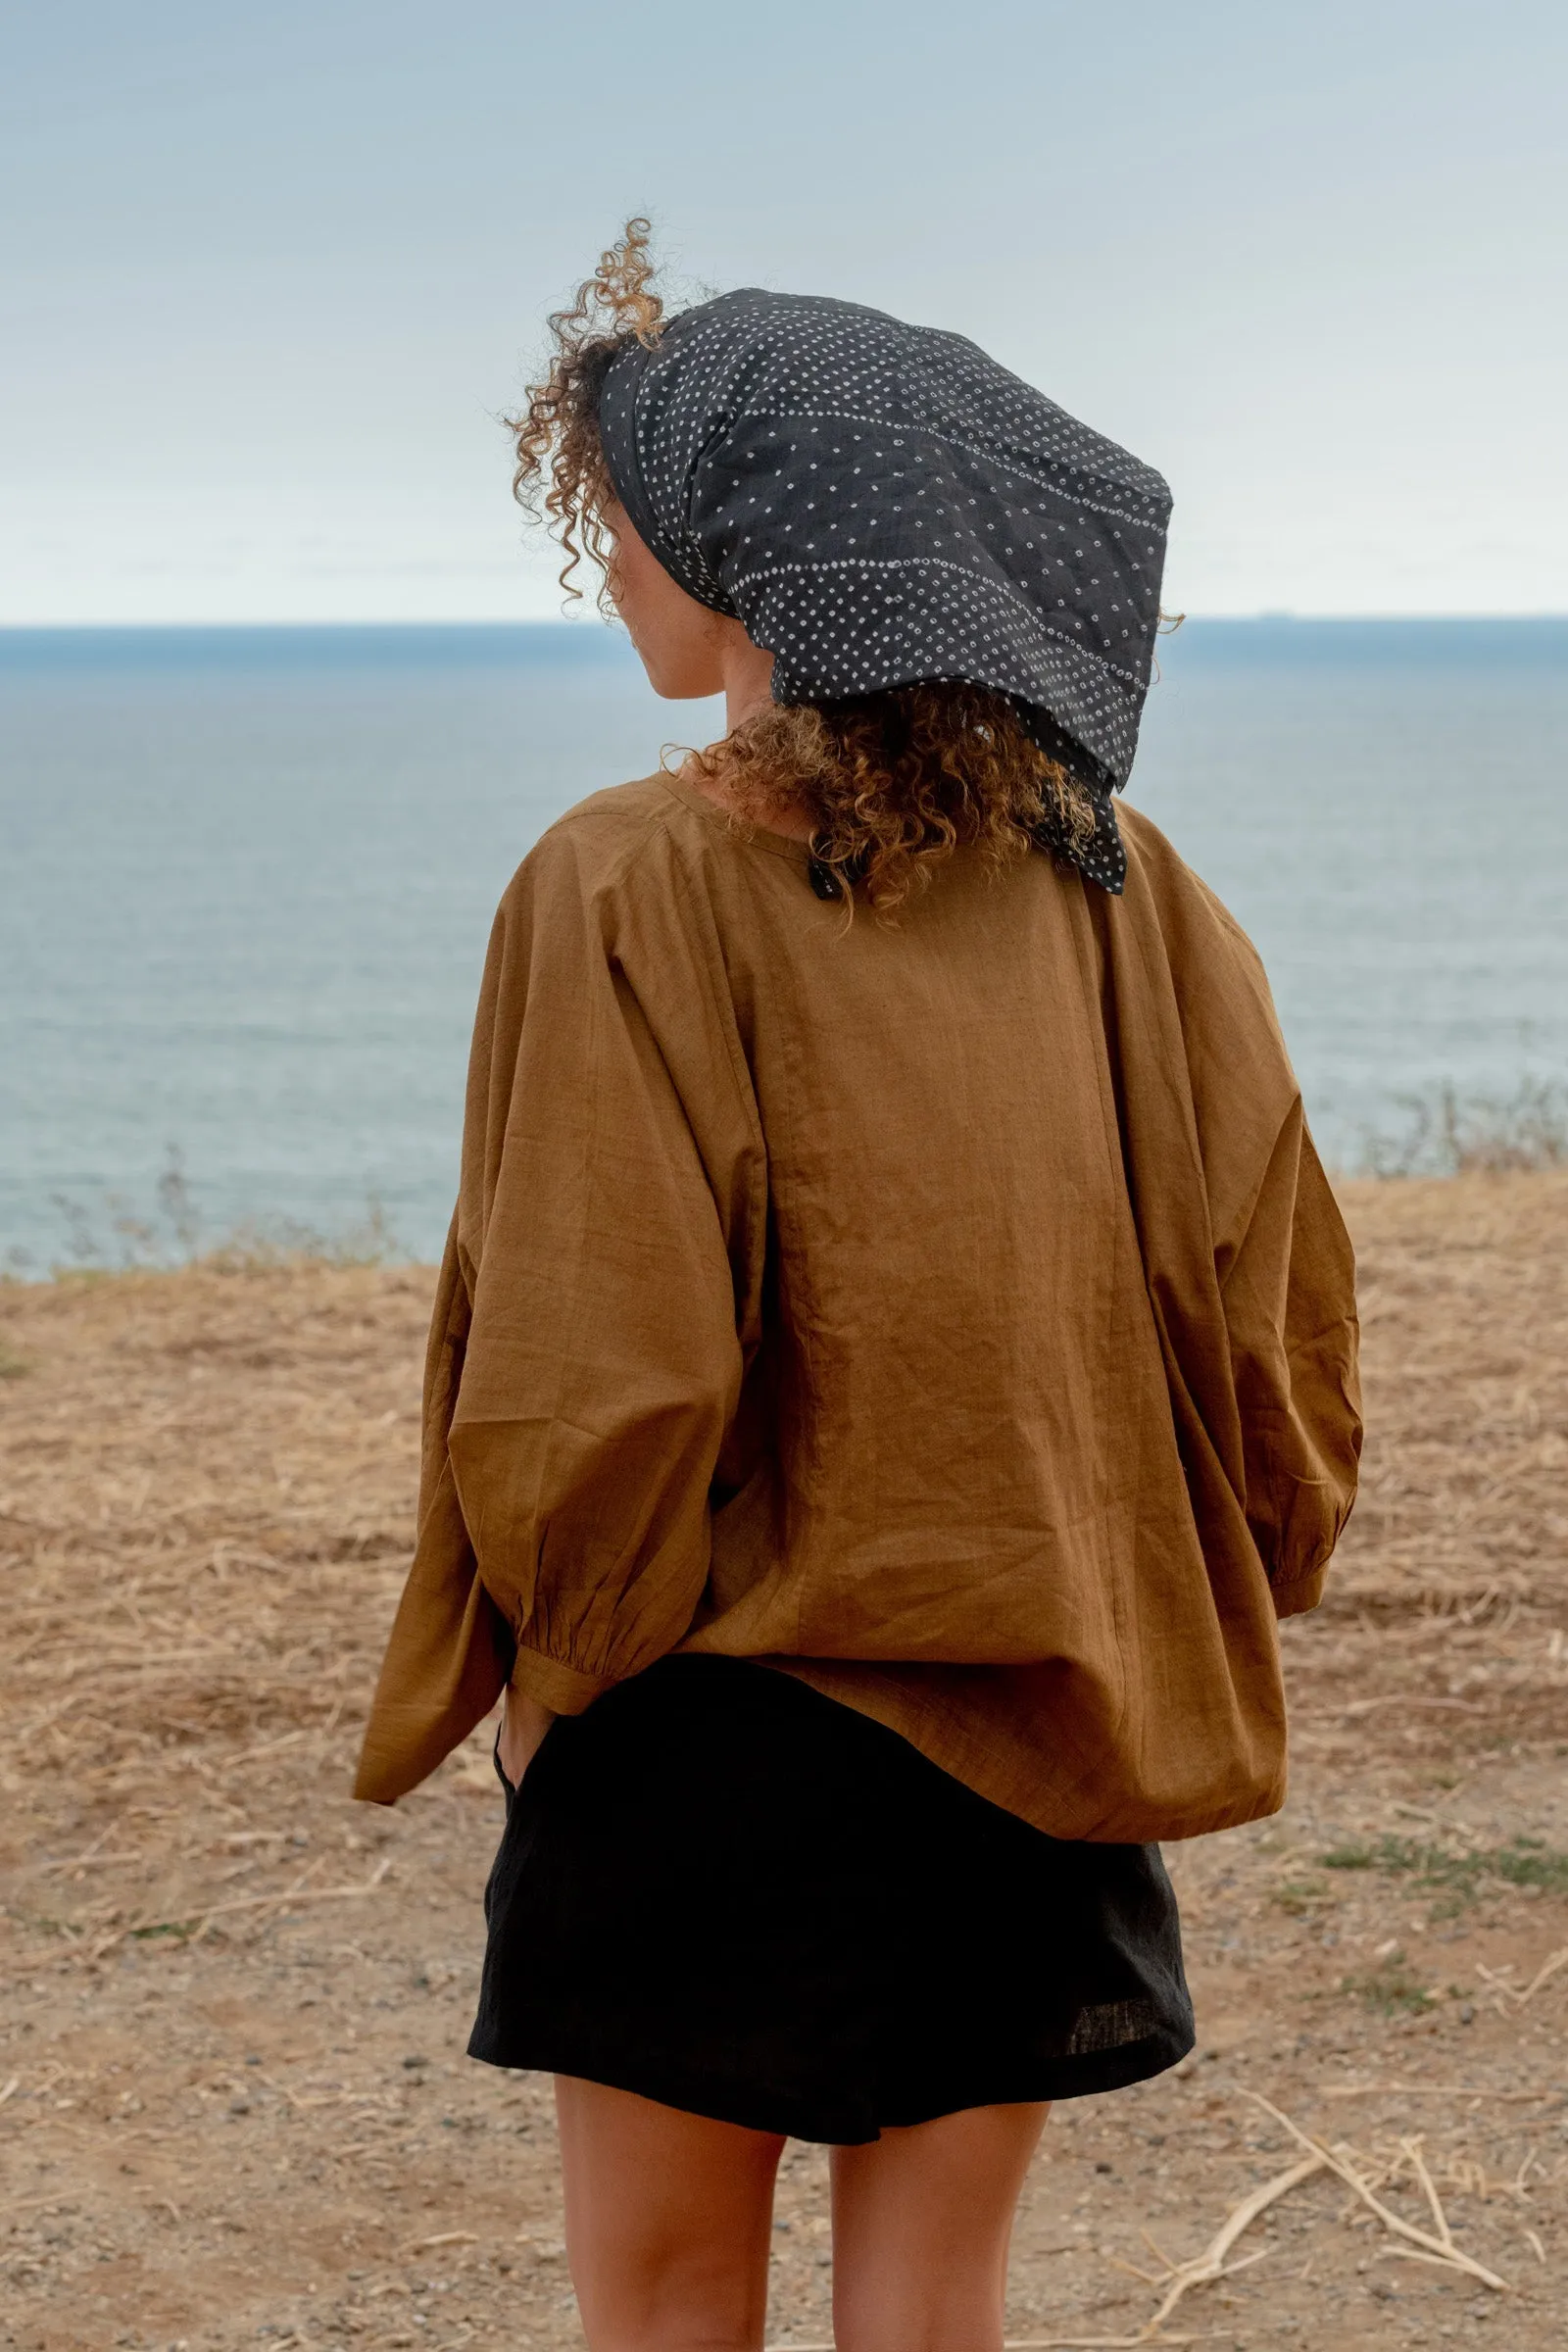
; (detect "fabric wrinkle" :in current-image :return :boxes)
[356,779,1360,1840]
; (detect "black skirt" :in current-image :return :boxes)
[468,1655,1194,2144]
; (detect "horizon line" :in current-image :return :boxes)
[2,611,1566,634]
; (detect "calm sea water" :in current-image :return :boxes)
[2,619,1565,1272]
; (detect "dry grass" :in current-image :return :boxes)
[2,1173,1567,2350]
[0,1261,430,1863]
[1277,1175,1568,1783]
[6,1174,1556,1823]
[1359,1078,1568,1177]
[1332,1171,1568,1610]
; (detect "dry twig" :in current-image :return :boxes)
[1478,1946,1568,2006]
[1244,2093,1509,2292]
[86,1856,391,1959]
[1399,2136,1455,2250]
[1322,2082,1551,2101]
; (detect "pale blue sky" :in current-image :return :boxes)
[3,0,1564,622]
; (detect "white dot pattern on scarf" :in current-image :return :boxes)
[600,289,1173,895]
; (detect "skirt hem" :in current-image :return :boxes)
[466,2022,1197,2146]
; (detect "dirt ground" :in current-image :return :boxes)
[2,1173,1566,2351]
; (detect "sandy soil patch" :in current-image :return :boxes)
[3,1175,1566,2350]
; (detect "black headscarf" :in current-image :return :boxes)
[599,288,1171,894]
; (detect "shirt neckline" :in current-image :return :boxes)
[658,769,812,873]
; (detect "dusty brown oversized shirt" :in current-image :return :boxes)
[356,774,1360,1839]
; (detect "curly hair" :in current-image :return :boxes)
[506,222,1098,910]
[504,218,665,615]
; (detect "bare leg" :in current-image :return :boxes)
[830,2101,1051,2352]
[553,2074,786,2351]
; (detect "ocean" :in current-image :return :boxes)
[2,618,1565,1273]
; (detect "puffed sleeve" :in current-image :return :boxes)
[447,833,750,1712]
[1092,807,1361,1637]
[1218,1111,1362,1615]
[355,811,763,1801]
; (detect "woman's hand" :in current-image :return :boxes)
[498,1684,557,1789]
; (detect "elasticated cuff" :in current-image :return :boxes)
[1269,1562,1327,1621]
[507,1642,616,1716]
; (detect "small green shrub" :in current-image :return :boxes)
[1272,1877,1331,1916]
[1342,1957,1438,2017]
[1361,1077,1568,1177]
[1320,1834,1568,1915]
[35,1145,405,1277]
